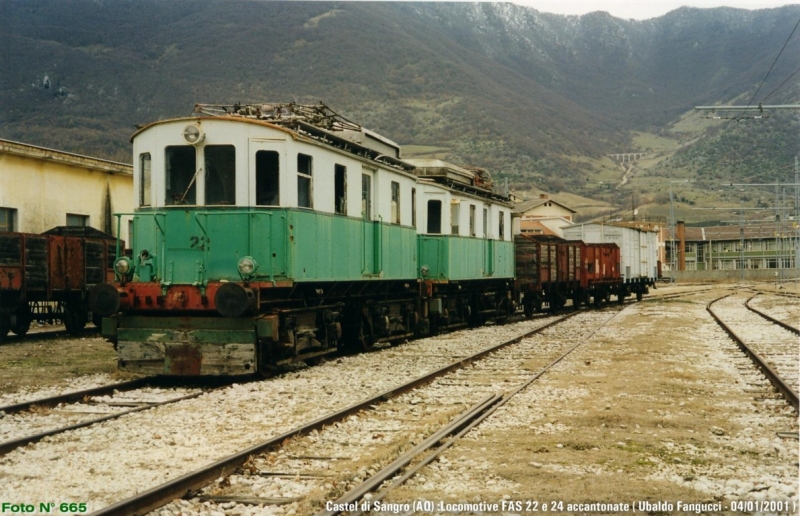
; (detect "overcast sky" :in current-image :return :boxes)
[508,0,796,20]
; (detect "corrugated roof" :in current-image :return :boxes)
[684,222,797,240]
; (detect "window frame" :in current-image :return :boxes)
[361,173,372,220]
[427,199,442,234]
[165,145,197,206]
[66,213,89,227]
[139,153,152,207]
[335,164,347,215]
[204,144,236,206]
[390,181,400,224]
[0,207,17,232]
[297,153,313,209]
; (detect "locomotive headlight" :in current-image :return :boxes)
[237,256,258,277]
[114,257,134,280]
[182,124,205,145]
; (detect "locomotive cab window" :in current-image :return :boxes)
[165,145,197,205]
[139,153,151,207]
[297,153,313,208]
[499,211,505,240]
[256,151,280,206]
[335,165,346,214]
[427,200,442,234]
[205,145,236,205]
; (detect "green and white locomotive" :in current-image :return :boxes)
[89,103,515,375]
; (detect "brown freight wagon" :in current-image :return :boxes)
[515,234,624,315]
[515,234,581,314]
[0,227,118,342]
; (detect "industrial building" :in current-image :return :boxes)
[0,138,132,236]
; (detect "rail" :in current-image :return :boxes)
[89,313,579,516]
[707,295,798,410]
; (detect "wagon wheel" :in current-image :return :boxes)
[523,298,534,318]
[636,290,643,302]
[10,303,32,337]
[0,313,10,344]
[63,303,88,336]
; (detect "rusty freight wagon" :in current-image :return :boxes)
[515,234,623,315]
[0,226,118,341]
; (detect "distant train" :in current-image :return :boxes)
[86,102,655,376]
[0,226,118,341]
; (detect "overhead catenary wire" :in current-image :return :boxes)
[762,66,800,103]
[737,15,800,121]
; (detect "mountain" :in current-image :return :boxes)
[0,0,797,222]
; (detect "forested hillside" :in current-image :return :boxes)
[0,0,797,219]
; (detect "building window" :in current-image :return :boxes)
[297,154,313,208]
[469,205,476,237]
[204,145,236,205]
[361,174,372,220]
[165,145,196,205]
[391,181,400,224]
[256,151,280,206]
[335,165,347,214]
[67,213,88,227]
[411,188,417,228]
[139,153,151,207]
[0,207,17,232]
[451,203,460,235]
[427,200,442,234]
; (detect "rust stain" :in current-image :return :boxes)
[166,344,202,375]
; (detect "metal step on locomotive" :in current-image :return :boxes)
[89,102,517,375]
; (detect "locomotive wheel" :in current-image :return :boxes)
[10,304,32,337]
[357,316,375,351]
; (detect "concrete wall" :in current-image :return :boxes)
[668,269,800,282]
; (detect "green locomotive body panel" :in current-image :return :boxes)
[130,207,417,284]
[418,235,515,281]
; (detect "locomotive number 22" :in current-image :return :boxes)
[189,235,210,250]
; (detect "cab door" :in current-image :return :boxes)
[248,139,287,280]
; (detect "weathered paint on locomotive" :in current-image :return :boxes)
[418,236,514,280]
[92,105,516,375]
[129,208,418,284]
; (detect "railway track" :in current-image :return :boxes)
[67,312,594,515]
[746,293,800,335]
[0,376,246,456]
[0,316,569,513]
[707,294,799,410]
[126,309,623,516]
